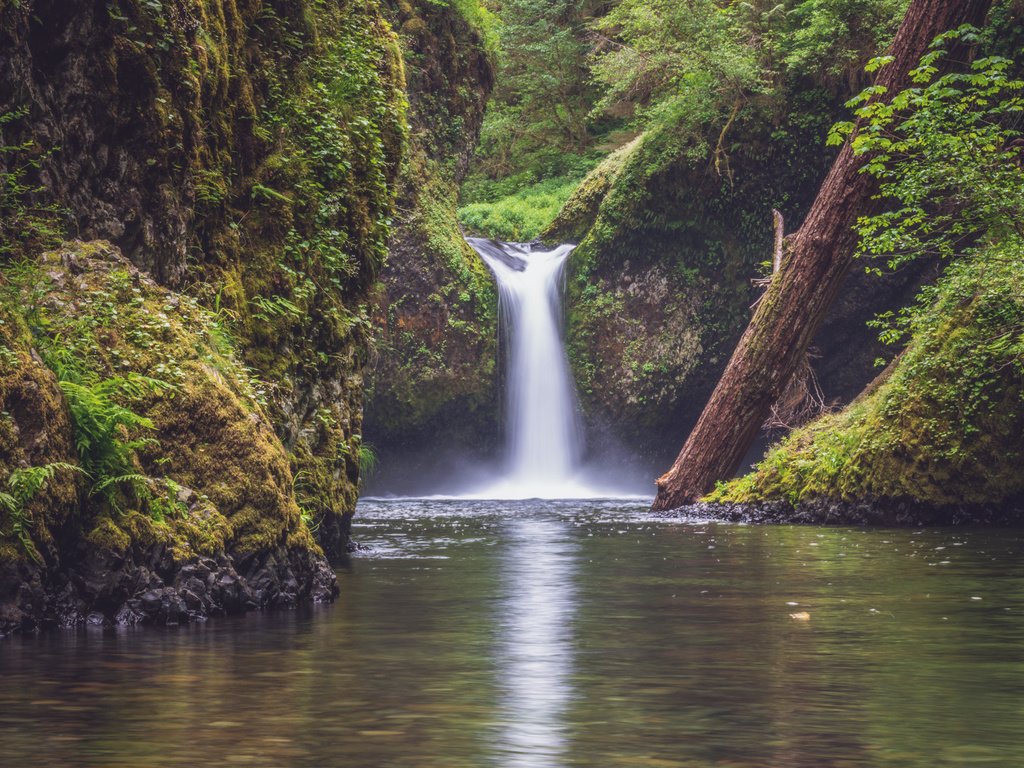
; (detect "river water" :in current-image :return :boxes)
[3,498,1024,766]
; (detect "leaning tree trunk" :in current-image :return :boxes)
[652,0,994,511]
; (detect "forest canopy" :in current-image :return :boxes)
[458,0,910,240]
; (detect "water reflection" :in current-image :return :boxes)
[5,501,1024,767]
[496,516,577,767]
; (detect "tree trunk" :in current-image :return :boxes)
[652,0,993,511]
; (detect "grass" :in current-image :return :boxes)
[457,174,589,241]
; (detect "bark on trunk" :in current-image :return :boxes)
[652,0,994,511]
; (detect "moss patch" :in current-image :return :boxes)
[10,241,315,563]
[364,0,498,455]
[712,250,1024,508]
[0,298,80,564]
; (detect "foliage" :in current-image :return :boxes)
[0,463,81,559]
[458,171,591,240]
[715,19,1024,507]
[457,0,610,237]
[260,2,408,302]
[358,441,379,480]
[476,0,599,169]
[590,0,765,125]
[462,0,905,240]
[448,0,500,56]
[0,108,65,259]
[56,374,172,511]
[0,258,173,514]
[783,0,909,89]
[591,0,906,129]
[824,24,1024,355]
[830,27,1024,273]
[712,248,1024,507]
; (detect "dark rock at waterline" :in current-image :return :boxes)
[0,544,338,638]
[667,498,1024,527]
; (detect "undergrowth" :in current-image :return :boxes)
[712,249,1024,507]
[0,463,81,560]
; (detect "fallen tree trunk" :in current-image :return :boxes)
[652,0,994,511]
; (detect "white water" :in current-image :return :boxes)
[465,238,634,499]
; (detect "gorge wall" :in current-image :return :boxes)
[363,0,498,486]
[0,0,408,633]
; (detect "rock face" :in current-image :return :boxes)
[0,242,338,635]
[0,0,407,633]
[363,0,498,478]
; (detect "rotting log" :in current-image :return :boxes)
[652,0,994,511]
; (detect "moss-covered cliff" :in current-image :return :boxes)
[545,93,820,459]
[364,0,498,470]
[545,84,925,466]
[0,0,407,632]
[1,242,337,631]
[705,250,1024,523]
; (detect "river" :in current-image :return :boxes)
[3,497,1024,766]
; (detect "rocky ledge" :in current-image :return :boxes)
[1,541,337,636]
[671,499,1024,527]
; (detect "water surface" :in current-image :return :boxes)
[3,498,1024,767]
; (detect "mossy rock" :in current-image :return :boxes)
[0,300,81,565]
[548,85,925,465]
[712,251,1024,513]
[365,0,498,463]
[25,241,317,560]
[0,241,336,634]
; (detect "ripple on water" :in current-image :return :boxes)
[5,500,1024,768]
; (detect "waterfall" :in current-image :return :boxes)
[468,238,594,498]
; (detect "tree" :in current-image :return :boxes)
[651,0,995,511]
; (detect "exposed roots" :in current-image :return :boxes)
[762,352,832,431]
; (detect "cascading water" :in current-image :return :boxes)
[467,238,598,498]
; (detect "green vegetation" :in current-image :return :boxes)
[712,22,1024,508]
[712,250,1024,506]
[457,0,608,237]
[459,0,907,240]
[0,108,64,259]
[458,169,591,240]
[364,0,500,455]
[538,1,908,449]
[0,242,314,562]
[838,25,1023,271]
[56,374,169,511]
[0,463,80,560]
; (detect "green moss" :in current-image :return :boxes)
[0,294,80,564]
[2,0,411,567]
[8,241,318,563]
[364,0,498,452]
[542,136,641,244]
[458,171,594,241]
[85,516,132,555]
[712,250,1024,507]
[548,86,840,450]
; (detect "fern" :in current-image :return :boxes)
[357,442,378,480]
[57,374,173,511]
[1,462,82,559]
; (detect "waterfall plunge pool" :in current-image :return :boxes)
[5,239,1020,766]
[5,498,1024,767]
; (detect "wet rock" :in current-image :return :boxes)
[673,498,1024,527]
